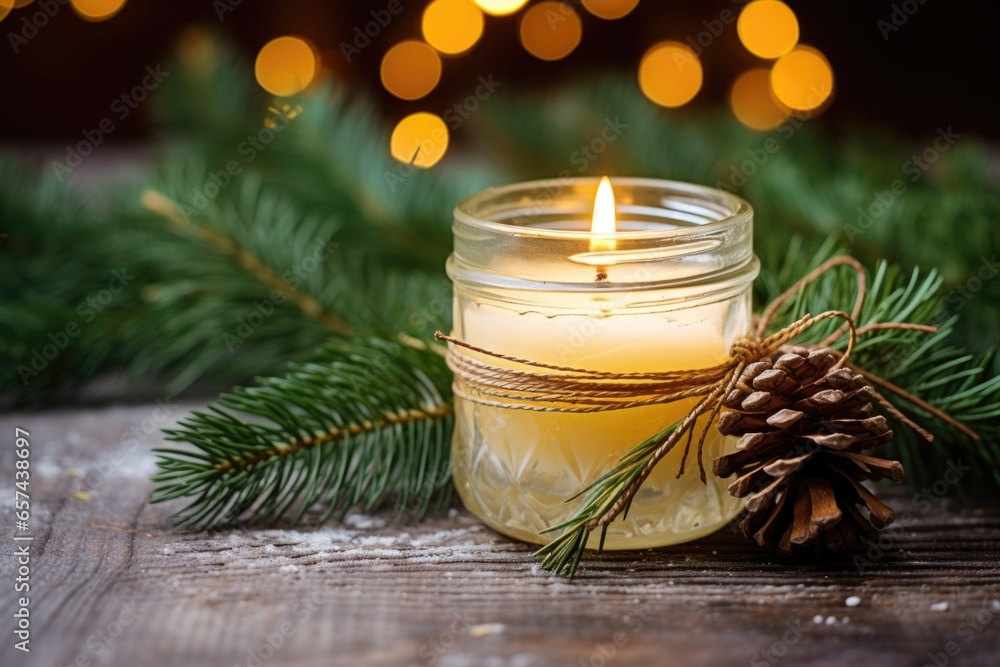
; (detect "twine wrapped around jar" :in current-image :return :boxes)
[438,256,977,547]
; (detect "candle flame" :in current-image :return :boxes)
[590,176,616,252]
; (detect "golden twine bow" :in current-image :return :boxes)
[435,256,978,531]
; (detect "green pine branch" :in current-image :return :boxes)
[151,337,454,529]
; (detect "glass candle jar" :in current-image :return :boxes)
[446,177,758,550]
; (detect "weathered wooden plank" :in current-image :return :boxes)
[1,404,998,667]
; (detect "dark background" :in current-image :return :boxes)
[1,0,997,141]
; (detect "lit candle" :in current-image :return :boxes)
[447,177,758,549]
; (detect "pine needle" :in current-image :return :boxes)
[150,337,454,529]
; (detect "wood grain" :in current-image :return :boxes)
[1,404,998,667]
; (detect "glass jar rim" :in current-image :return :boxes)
[454,176,752,240]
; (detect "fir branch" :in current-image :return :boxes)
[140,188,353,336]
[151,337,454,529]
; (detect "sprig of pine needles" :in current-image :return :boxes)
[151,337,453,528]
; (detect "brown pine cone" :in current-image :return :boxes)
[713,345,904,554]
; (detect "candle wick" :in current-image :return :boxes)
[595,266,608,282]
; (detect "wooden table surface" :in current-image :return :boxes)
[1,403,998,667]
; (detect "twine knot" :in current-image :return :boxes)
[729,337,766,365]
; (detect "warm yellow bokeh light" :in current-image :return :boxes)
[0,0,14,24]
[638,41,703,108]
[390,113,449,169]
[519,2,583,62]
[254,36,318,97]
[730,68,788,131]
[71,0,128,22]
[473,0,528,16]
[423,0,484,55]
[738,0,799,59]
[771,45,833,111]
[380,40,442,100]
[582,0,639,20]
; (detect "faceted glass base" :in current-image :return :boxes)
[451,397,744,550]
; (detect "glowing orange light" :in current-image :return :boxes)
[0,0,14,23]
[730,68,789,131]
[519,1,583,61]
[71,0,128,22]
[770,45,833,111]
[254,36,318,97]
[423,0,485,55]
[390,113,450,168]
[638,41,703,108]
[582,0,640,20]
[590,176,617,252]
[474,0,528,16]
[381,40,442,100]
[737,0,799,59]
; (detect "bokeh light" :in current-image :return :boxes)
[71,0,128,22]
[730,68,788,131]
[770,45,833,111]
[423,0,484,56]
[473,0,528,16]
[0,0,14,24]
[13,0,36,6]
[638,41,703,108]
[380,40,442,100]
[582,0,640,20]
[390,113,450,168]
[519,2,583,62]
[254,36,318,97]
[737,0,799,59]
